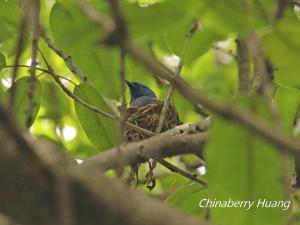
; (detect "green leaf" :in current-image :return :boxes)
[40,80,70,120]
[159,173,190,192]
[122,0,192,38]
[263,16,300,88]
[70,143,98,159]
[50,2,102,48]
[50,2,120,99]
[199,0,272,35]
[155,19,222,63]
[275,86,300,132]
[166,183,208,218]
[0,2,21,43]
[68,46,121,99]
[205,97,290,225]
[123,0,221,63]
[8,77,42,128]
[74,83,118,151]
[0,53,6,70]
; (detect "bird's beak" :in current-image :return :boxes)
[125,80,132,87]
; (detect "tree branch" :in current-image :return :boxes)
[26,0,40,128]
[119,48,127,142]
[163,116,212,136]
[81,132,207,171]
[236,38,251,93]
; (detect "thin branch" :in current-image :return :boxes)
[212,43,236,58]
[24,48,118,120]
[155,63,181,134]
[249,33,280,120]
[26,0,40,128]
[179,156,206,171]
[40,29,88,82]
[236,38,251,93]
[5,65,77,85]
[119,48,127,142]
[81,132,207,171]
[155,20,199,134]
[158,159,207,187]
[53,75,77,86]
[47,67,118,120]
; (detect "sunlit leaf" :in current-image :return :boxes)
[74,83,118,151]
[8,77,42,128]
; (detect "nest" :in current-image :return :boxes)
[125,101,181,142]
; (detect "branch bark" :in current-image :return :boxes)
[82,132,207,171]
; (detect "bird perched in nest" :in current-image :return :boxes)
[125,80,181,142]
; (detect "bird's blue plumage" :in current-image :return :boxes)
[126,80,157,107]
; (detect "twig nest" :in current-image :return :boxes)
[125,100,181,142]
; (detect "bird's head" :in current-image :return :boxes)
[125,80,156,103]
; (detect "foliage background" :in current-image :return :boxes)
[0,0,300,225]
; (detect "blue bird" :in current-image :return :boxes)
[125,80,158,108]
